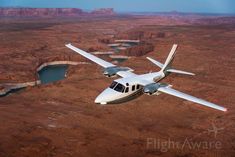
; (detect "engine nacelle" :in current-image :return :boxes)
[103,66,133,77]
[143,83,169,95]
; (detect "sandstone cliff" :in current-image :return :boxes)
[0,8,116,17]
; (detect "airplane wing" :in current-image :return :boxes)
[66,44,135,78]
[66,43,115,68]
[158,86,227,112]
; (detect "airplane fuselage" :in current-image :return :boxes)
[95,72,165,104]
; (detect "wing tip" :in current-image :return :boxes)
[173,44,178,48]
[65,43,72,47]
[218,107,227,112]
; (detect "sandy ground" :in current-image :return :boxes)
[0,15,234,157]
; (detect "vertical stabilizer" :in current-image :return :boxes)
[161,44,178,72]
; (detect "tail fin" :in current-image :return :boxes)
[161,44,178,72]
[147,44,195,76]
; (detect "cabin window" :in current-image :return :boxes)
[114,83,125,93]
[110,81,118,89]
[137,85,140,89]
[132,85,135,91]
[125,87,129,93]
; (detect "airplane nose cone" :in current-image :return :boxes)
[94,95,107,105]
[94,96,102,104]
[94,88,118,105]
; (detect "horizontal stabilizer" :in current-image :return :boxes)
[146,55,194,76]
[166,69,195,76]
[146,57,163,69]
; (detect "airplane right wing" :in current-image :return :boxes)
[158,86,227,112]
[66,43,115,68]
[66,43,136,78]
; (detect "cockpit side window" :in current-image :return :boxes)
[114,83,125,93]
[125,87,129,93]
[132,85,135,91]
[137,85,140,89]
[110,81,118,89]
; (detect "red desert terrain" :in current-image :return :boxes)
[0,10,234,157]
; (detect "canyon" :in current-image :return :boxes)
[0,8,115,17]
[0,14,234,157]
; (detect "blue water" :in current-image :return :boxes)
[38,65,68,84]
[109,42,138,62]
[112,58,127,63]
[0,65,68,97]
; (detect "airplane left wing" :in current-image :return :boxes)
[158,86,227,112]
[66,44,135,78]
[66,44,115,68]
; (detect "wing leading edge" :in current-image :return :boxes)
[158,87,227,112]
[66,44,135,78]
[66,43,115,68]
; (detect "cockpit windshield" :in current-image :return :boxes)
[109,81,125,93]
[109,81,118,89]
[114,83,125,92]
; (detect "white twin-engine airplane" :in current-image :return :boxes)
[66,43,227,112]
